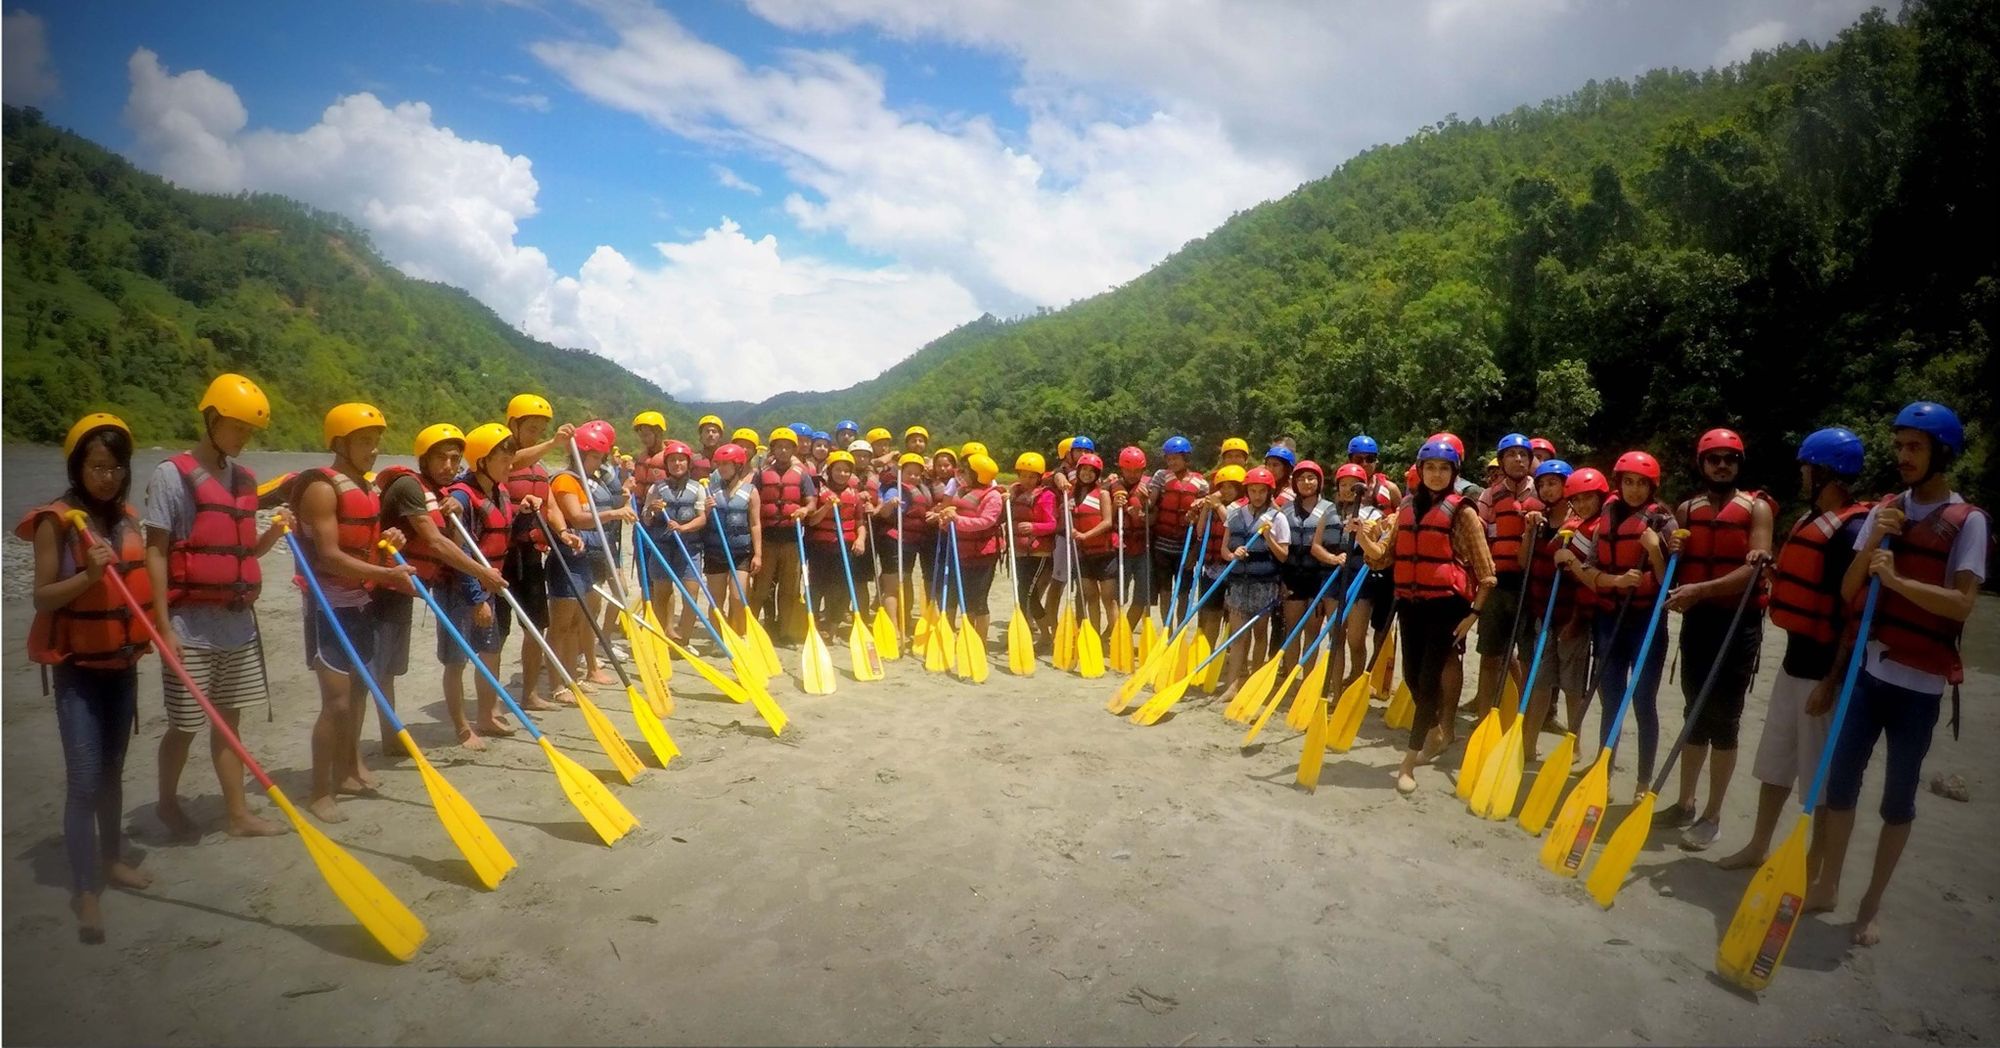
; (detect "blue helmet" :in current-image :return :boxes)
[1894,401,1963,454]
[811,430,830,443]
[1417,439,1460,466]
[1798,427,1864,477]
[1072,436,1095,452]
[789,422,813,437]
[1264,445,1296,467]
[834,419,859,434]
[1534,458,1574,480]
[1497,432,1532,454]
[1347,434,1379,456]
[1163,435,1193,456]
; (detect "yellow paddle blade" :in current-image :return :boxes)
[1386,681,1415,730]
[1077,619,1105,679]
[1241,665,1301,747]
[627,686,681,769]
[537,735,637,846]
[659,633,749,704]
[1370,627,1398,699]
[716,620,765,688]
[1468,720,1518,815]
[1517,732,1577,836]
[744,612,782,676]
[622,615,673,719]
[956,624,989,684]
[571,686,647,785]
[1539,750,1611,878]
[1716,816,1812,992]
[1502,671,1521,712]
[1327,669,1370,753]
[801,617,838,695]
[1053,606,1077,671]
[641,605,674,682]
[1110,621,1190,713]
[1138,614,1158,668]
[398,730,516,891]
[1586,790,1657,908]
[1195,632,1223,692]
[1110,610,1134,674]
[263,786,427,962]
[1006,608,1035,676]
[743,677,790,736]
[937,615,959,673]
[1129,670,1194,726]
[912,603,932,651]
[1284,656,1322,732]
[1296,694,1331,792]
[1226,655,1281,722]
[1474,721,1525,819]
[1456,710,1500,801]
[872,607,900,661]
[923,615,949,673]
[849,618,885,681]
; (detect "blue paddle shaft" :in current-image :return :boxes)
[1604,549,1683,745]
[385,542,545,743]
[831,500,864,615]
[1802,545,1889,816]
[948,522,970,616]
[1512,562,1565,716]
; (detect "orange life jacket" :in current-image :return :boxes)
[291,468,382,597]
[164,451,262,608]
[1597,498,1667,610]
[758,462,811,528]
[17,501,153,670]
[950,484,1004,563]
[1863,495,1990,684]
[1151,469,1207,545]
[1768,502,1870,644]
[1679,489,1775,607]
[444,478,512,567]
[506,460,552,550]
[808,476,865,547]
[1072,488,1115,556]
[1393,493,1472,601]
[1480,479,1540,571]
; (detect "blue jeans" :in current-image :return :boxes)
[1595,609,1667,782]
[1824,670,1940,825]
[54,664,138,895]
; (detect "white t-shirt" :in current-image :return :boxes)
[1853,491,1988,693]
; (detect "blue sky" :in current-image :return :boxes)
[3,0,1876,401]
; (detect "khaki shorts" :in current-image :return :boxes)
[1751,668,1830,794]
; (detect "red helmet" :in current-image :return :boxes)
[1075,452,1104,473]
[1564,467,1610,497]
[1613,450,1661,483]
[1696,427,1744,457]
[662,440,693,459]
[1244,466,1277,488]
[1530,436,1557,457]
[575,419,616,455]
[1333,462,1367,483]
[1426,431,1465,462]
[715,443,748,466]
[1118,445,1147,470]
[1293,459,1324,480]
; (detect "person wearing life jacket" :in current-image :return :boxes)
[1005,452,1060,644]
[1065,453,1122,638]
[946,453,1008,641]
[694,414,726,480]
[503,393,579,707]
[701,442,762,637]
[1334,463,1393,686]
[1218,437,1251,473]
[372,423,507,756]
[874,452,935,642]
[1529,437,1558,467]
[1105,446,1154,611]
[1189,465,1246,644]
[749,428,819,644]
[807,430,833,478]
[631,410,670,493]
[1381,439,1498,795]
[437,423,526,749]
[731,426,761,465]
[1345,434,1402,510]
[24,414,157,942]
[1148,436,1210,627]
[833,419,861,450]
[1472,433,1541,723]
[1658,428,1777,849]
[865,427,898,487]
[1570,449,1676,802]
[802,450,874,638]
[1521,461,1595,762]
[140,375,292,841]
[1262,446,1297,507]
[291,403,415,824]
[1278,460,1335,671]
[1209,467,1291,705]
[1817,402,1989,948]
[545,419,634,688]
[904,425,930,458]
[642,440,710,644]
[1715,428,1868,875]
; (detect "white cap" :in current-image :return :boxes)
[848,439,874,453]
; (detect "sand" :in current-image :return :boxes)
[4,533,1998,1046]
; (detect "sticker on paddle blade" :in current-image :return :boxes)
[1751,892,1803,980]
[1564,804,1603,871]
[865,643,884,679]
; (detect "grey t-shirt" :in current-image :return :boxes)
[142,457,259,650]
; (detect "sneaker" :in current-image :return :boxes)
[1681,818,1721,851]
[1653,802,1695,829]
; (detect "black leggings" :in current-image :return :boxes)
[1015,556,1050,621]
[1397,596,1469,752]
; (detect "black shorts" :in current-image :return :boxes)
[955,559,999,616]
[1077,551,1116,581]
[503,542,550,629]
[1282,566,1331,601]
[303,598,373,676]
[369,590,413,679]
[1361,569,1394,631]
[1679,603,1764,750]
[876,533,921,574]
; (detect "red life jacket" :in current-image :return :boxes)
[506,460,552,550]
[1371,474,1400,510]
[1481,479,1540,571]
[17,501,154,669]
[1198,504,1230,564]
[1108,475,1148,550]
[951,484,1004,563]
[1010,484,1055,556]
[1152,469,1207,544]
[291,468,382,596]
[373,465,448,585]
[444,478,513,567]
[631,447,669,490]
[888,480,933,545]
[1393,493,1472,601]
[1865,495,1990,684]
[758,462,810,528]
[1679,489,1775,607]
[1768,502,1869,644]
[808,476,864,547]
[164,451,262,608]
[1072,488,1115,556]
[1597,498,1667,609]
[1526,509,1594,620]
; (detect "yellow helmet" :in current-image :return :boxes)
[866,426,893,443]
[462,422,513,469]
[757,444,769,455]
[898,452,927,468]
[962,440,989,460]
[825,450,855,468]
[968,454,999,484]
[904,425,929,440]
[324,403,387,448]
[198,373,271,429]
[1221,437,1250,455]
[63,412,131,458]
[1057,437,1074,458]
[1215,464,1248,485]
[697,413,725,430]
[1015,451,1047,474]
[413,422,466,460]
[507,393,552,423]
[1486,455,1501,469]
[768,427,799,446]
[633,410,667,432]
[732,426,760,444]
[933,447,958,464]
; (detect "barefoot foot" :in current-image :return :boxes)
[307,796,347,823]
[226,812,289,838]
[1852,896,1883,946]
[521,692,561,712]
[71,894,105,945]
[1803,882,1839,914]
[1396,772,1418,795]
[475,717,519,737]
[104,861,153,891]
[157,801,200,842]
[456,727,488,752]
[1715,844,1767,871]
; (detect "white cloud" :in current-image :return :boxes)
[505,92,551,112]
[711,164,762,195]
[1714,19,1791,65]
[119,48,971,400]
[2,10,58,105]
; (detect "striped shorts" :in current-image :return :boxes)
[163,641,270,733]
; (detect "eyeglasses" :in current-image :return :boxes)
[1703,453,1743,466]
[85,464,129,479]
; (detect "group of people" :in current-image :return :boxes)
[26,373,1985,953]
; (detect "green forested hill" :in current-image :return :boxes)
[1,105,689,451]
[718,2,1994,507]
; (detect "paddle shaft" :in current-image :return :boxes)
[1602,548,1685,745]
[831,500,866,617]
[387,540,549,743]
[535,509,639,692]
[647,523,736,652]
[1802,549,1888,815]
[1297,560,1373,664]
[1643,562,1769,795]
[948,522,970,617]
[1164,523,1194,627]
[793,522,818,612]
[571,438,636,608]
[447,514,582,700]
[1507,536,1567,716]
[1274,558,1346,653]
[1186,596,1283,675]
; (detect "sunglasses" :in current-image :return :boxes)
[1703,452,1743,466]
